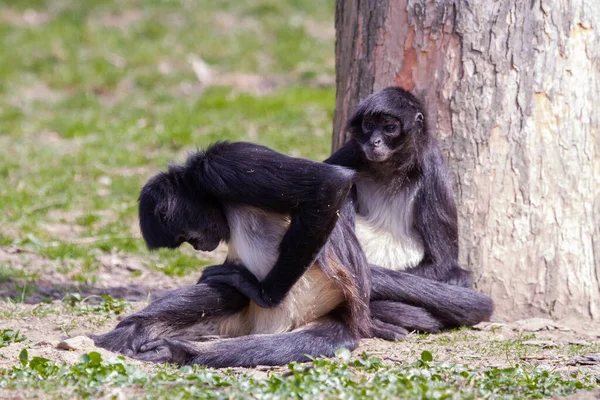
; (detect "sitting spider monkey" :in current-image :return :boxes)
[325,87,490,333]
[93,141,492,367]
[326,86,471,286]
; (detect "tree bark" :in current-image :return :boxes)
[334,0,600,323]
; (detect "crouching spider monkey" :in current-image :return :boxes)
[93,142,492,366]
[93,141,373,367]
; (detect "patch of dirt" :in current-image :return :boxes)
[0,246,208,303]
[181,55,332,96]
[0,239,224,370]
[89,10,145,29]
[184,54,287,96]
[561,388,600,399]
[358,322,600,374]
[46,208,118,233]
[0,9,51,27]
[2,303,599,383]
[0,301,149,370]
[214,12,261,34]
[39,223,84,240]
[302,19,335,41]
[12,131,99,158]
[46,208,86,224]
[14,82,63,104]
[211,73,287,96]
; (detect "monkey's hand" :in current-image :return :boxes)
[198,263,279,308]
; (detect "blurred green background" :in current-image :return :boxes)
[0,0,336,291]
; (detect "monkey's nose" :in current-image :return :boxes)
[372,138,382,147]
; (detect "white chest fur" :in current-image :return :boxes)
[355,178,425,270]
[224,205,289,281]
[220,205,343,336]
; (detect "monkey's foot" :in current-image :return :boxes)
[371,319,408,341]
[136,338,196,364]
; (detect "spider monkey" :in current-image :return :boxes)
[93,141,372,367]
[325,86,488,332]
[93,142,492,366]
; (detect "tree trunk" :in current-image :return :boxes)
[334,0,600,324]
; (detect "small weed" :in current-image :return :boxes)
[0,329,28,348]
[0,266,38,284]
[63,293,130,316]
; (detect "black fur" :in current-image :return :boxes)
[91,283,249,356]
[370,266,493,328]
[325,86,493,335]
[325,86,473,286]
[93,142,372,367]
[140,141,355,308]
[93,133,493,367]
[92,285,357,368]
[134,315,356,368]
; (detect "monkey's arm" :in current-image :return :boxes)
[199,142,354,307]
[323,140,364,169]
[407,143,472,286]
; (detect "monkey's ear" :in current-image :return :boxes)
[415,112,424,124]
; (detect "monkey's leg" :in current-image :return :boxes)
[135,317,357,368]
[370,265,494,328]
[371,300,444,335]
[405,261,473,288]
[91,283,249,356]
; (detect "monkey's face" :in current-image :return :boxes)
[357,115,402,162]
[138,173,229,252]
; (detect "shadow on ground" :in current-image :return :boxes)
[0,277,174,304]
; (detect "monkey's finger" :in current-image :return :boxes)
[139,339,167,352]
[123,349,135,358]
[135,346,173,363]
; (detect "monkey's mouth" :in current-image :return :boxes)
[363,146,391,162]
[188,238,219,252]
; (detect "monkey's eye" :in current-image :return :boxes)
[384,125,397,133]
[157,206,169,220]
[363,122,375,131]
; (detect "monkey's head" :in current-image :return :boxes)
[348,87,426,163]
[138,166,229,252]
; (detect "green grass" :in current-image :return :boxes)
[0,350,595,399]
[0,329,28,348]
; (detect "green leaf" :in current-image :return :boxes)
[335,348,352,362]
[19,348,28,367]
[83,351,103,366]
[420,351,433,362]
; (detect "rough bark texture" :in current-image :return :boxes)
[334,0,600,323]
